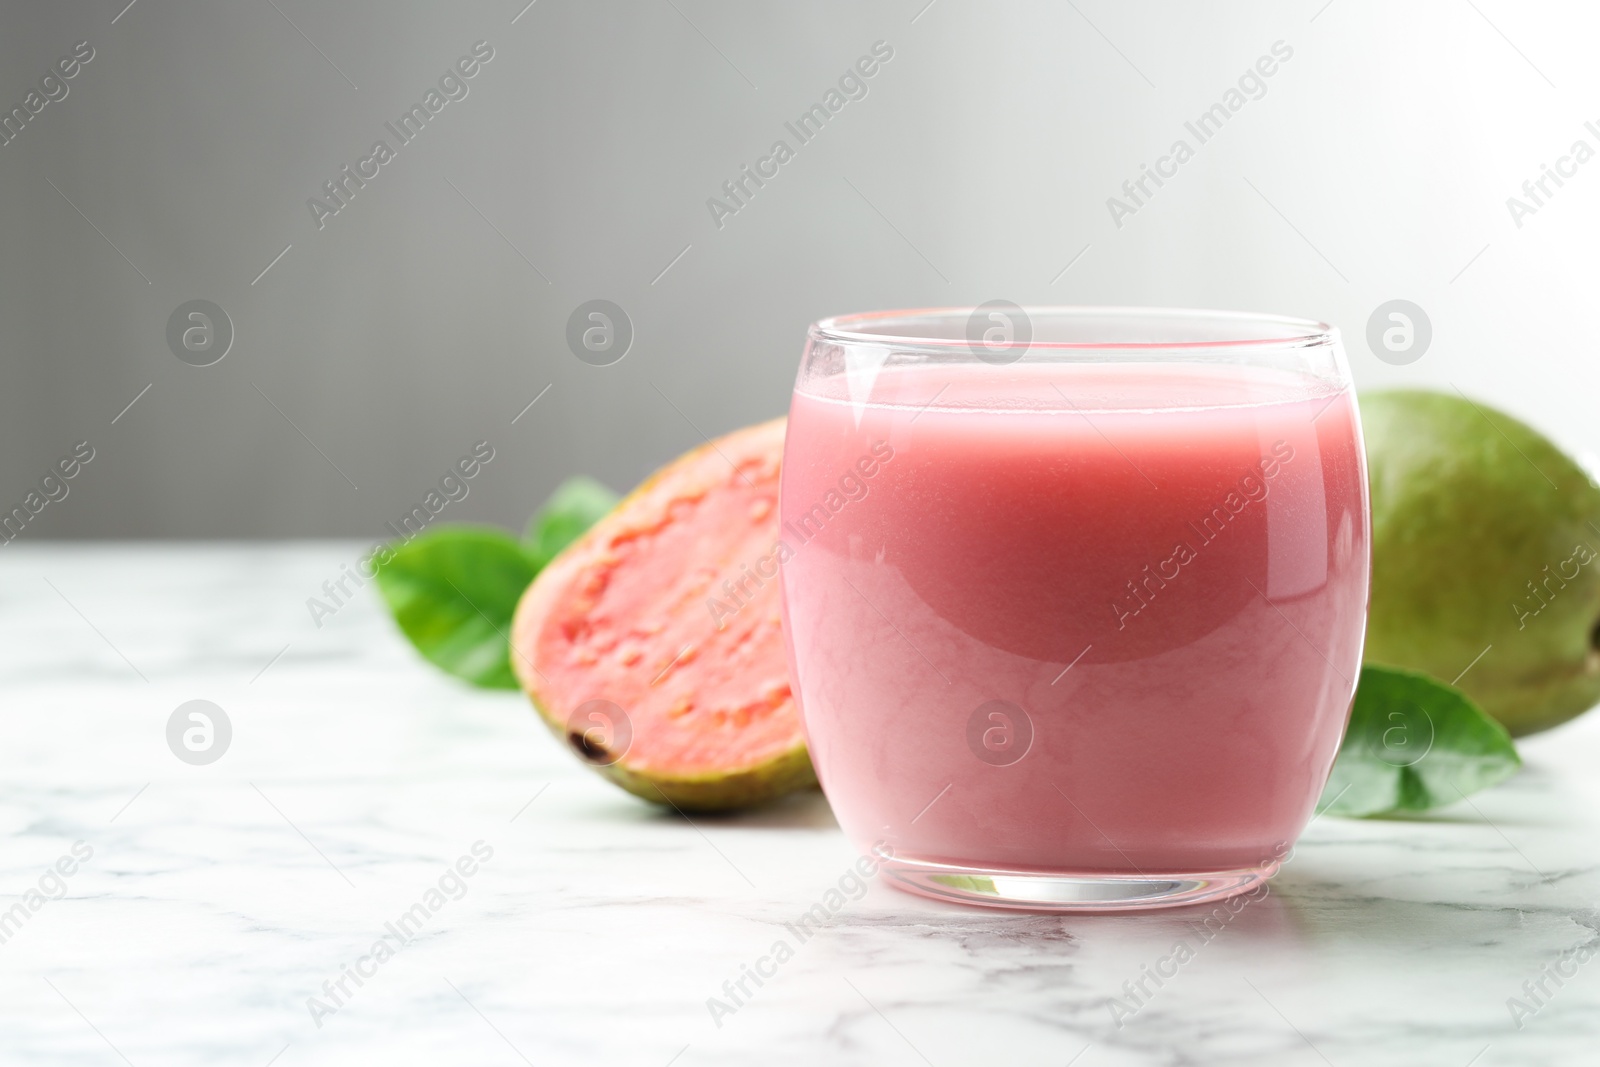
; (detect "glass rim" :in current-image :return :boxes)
[809,306,1337,352]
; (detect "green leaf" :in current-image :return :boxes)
[1319,664,1521,817]
[373,526,539,690]
[524,476,619,568]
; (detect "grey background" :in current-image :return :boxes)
[3,0,1597,538]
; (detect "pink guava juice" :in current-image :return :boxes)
[779,344,1368,904]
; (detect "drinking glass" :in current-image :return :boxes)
[778,307,1368,911]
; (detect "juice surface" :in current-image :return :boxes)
[779,360,1369,873]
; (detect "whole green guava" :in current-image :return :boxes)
[1363,390,1600,736]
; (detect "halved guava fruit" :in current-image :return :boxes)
[509,417,815,811]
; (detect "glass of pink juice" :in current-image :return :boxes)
[779,307,1369,911]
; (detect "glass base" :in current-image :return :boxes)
[880,855,1272,913]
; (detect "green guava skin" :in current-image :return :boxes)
[1363,390,1600,737]
[526,698,818,812]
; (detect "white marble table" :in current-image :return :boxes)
[4,542,1599,1066]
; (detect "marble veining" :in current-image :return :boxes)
[2,543,1599,1065]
